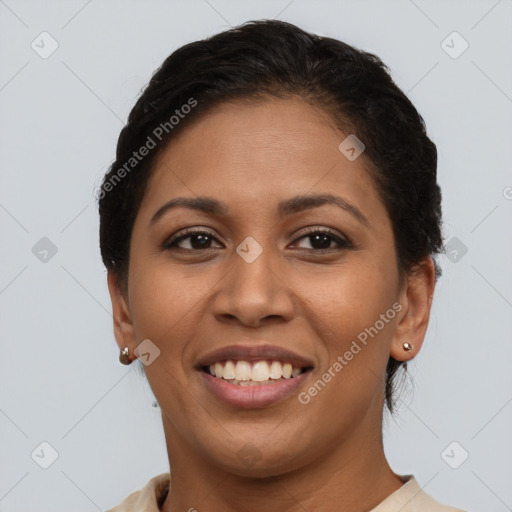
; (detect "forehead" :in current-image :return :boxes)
[154,96,348,175]
[138,97,387,225]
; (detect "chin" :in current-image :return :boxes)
[196,431,313,479]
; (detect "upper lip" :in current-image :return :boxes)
[196,344,315,369]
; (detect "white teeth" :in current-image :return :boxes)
[282,363,292,379]
[234,361,252,381]
[251,361,270,381]
[223,360,236,380]
[207,359,305,382]
[269,361,282,379]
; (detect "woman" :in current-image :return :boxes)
[99,19,466,512]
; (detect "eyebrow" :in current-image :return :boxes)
[150,193,370,228]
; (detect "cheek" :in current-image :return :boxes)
[127,261,179,343]
[127,259,221,352]
[296,272,398,423]
[288,259,398,383]
[292,257,397,327]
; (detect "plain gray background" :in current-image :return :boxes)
[1,1,511,511]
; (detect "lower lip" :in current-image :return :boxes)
[198,370,311,409]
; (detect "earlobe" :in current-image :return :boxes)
[390,257,436,362]
[107,271,137,358]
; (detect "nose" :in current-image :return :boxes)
[210,245,295,328]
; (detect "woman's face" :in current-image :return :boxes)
[110,96,432,477]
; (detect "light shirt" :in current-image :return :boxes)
[106,472,466,512]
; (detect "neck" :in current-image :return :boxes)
[160,408,403,512]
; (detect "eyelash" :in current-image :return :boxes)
[162,226,352,253]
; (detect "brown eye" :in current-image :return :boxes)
[293,228,351,251]
[162,228,222,251]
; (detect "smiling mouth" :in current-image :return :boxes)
[200,359,313,386]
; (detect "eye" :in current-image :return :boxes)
[162,226,351,253]
[292,227,351,251]
[162,228,223,251]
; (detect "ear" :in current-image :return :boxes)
[107,270,137,356]
[390,256,436,362]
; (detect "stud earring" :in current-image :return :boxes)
[402,342,413,352]
[119,346,132,365]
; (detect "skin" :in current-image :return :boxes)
[108,96,436,512]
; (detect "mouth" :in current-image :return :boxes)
[200,359,312,386]
[195,344,314,408]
